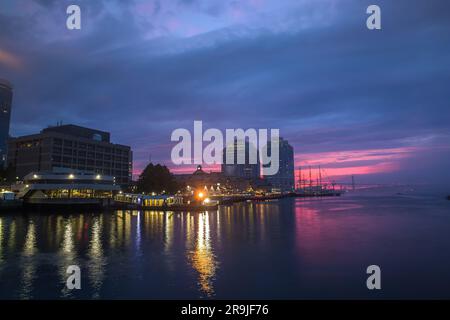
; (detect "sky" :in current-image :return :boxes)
[1,0,450,186]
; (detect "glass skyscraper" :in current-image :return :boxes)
[0,79,13,167]
[263,137,295,191]
[221,139,260,181]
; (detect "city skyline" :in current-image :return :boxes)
[1,0,449,185]
[1,0,450,305]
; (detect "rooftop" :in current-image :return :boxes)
[41,124,110,142]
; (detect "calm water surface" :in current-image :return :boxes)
[0,186,449,299]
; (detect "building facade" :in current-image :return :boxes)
[12,168,120,201]
[175,165,255,194]
[7,124,132,185]
[263,137,295,192]
[221,139,260,181]
[0,79,13,167]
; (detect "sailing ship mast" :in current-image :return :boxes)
[309,166,312,189]
[298,166,302,190]
[319,165,322,190]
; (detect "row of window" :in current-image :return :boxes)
[52,156,129,169]
[15,139,130,157]
[53,163,130,179]
[17,140,41,148]
[53,138,127,155]
[52,147,129,162]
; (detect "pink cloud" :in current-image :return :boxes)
[0,49,23,70]
[294,147,422,182]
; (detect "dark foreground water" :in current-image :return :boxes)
[0,186,449,299]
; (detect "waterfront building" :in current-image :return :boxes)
[7,124,132,185]
[11,168,120,206]
[114,192,219,211]
[221,139,260,181]
[175,165,253,194]
[0,79,13,168]
[115,193,183,207]
[263,137,295,192]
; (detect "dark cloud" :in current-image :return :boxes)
[1,0,449,184]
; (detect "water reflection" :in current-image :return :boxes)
[88,216,105,298]
[0,193,449,299]
[19,219,37,299]
[136,211,142,255]
[164,212,173,253]
[8,219,16,251]
[187,211,218,297]
[0,202,278,299]
[0,218,4,269]
[59,217,77,298]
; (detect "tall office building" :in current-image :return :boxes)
[0,79,13,167]
[7,124,132,185]
[221,139,260,181]
[263,137,295,191]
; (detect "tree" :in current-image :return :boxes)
[136,163,179,194]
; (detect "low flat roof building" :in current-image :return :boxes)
[7,124,132,186]
[11,168,120,207]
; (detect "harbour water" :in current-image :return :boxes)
[0,186,449,299]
